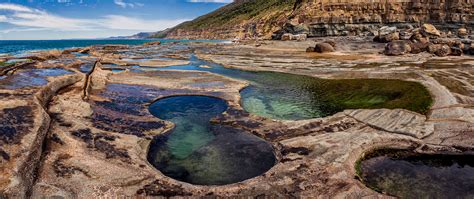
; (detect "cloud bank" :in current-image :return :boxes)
[0,3,188,33]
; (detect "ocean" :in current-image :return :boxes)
[0,39,225,55]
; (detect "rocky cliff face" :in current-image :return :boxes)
[161,0,473,40]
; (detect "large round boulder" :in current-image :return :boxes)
[428,44,451,57]
[384,40,412,56]
[314,42,335,53]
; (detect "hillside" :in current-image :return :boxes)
[154,0,473,40]
[152,0,298,39]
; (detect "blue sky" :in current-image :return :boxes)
[0,0,232,40]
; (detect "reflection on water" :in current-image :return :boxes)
[359,149,474,198]
[0,68,73,89]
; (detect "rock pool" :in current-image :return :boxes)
[0,68,73,89]
[147,96,276,185]
[150,56,432,120]
[357,149,474,198]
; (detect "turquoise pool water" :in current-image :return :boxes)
[147,96,276,185]
[153,56,339,120]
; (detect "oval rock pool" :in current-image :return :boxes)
[357,148,474,198]
[147,96,276,185]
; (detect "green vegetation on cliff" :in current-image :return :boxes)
[151,0,296,38]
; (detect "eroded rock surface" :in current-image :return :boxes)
[0,41,472,198]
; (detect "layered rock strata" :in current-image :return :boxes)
[163,0,474,40]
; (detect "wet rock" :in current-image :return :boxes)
[421,24,441,38]
[314,42,335,53]
[71,128,130,161]
[384,40,412,56]
[0,106,34,144]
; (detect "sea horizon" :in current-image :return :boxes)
[0,39,227,55]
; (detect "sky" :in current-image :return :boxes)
[0,0,232,40]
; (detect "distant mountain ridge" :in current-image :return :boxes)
[131,0,474,40]
[108,32,156,39]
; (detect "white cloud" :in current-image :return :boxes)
[113,0,144,8]
[0,3,34,12]
[187,0,232,3]
[0,3,186,33]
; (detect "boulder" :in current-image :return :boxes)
[314,42,335,53]
[280,33,307,41]
[450,47,463,56]
[410,29,430,43]
[458,28,468,38]
[384,40,412,56]
[379,26,397,36]
[306,47,315,52]
[428,44,441,54]
[293,34,307,41]
[281,33,292,41]
[431,38,465,50]
[468,46,474,55]
[429,44,451,57]
[374,26,399,43]
[409,42,429,54]
[376,32,400,43]
[322,40,336,48]
[399,30,413,40]
[421,24,441,38]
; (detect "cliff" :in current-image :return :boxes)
[157,0,474,40]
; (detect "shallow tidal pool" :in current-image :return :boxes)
[147,96,276,185]
[152,56,433,120]
[357,149,474,198]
